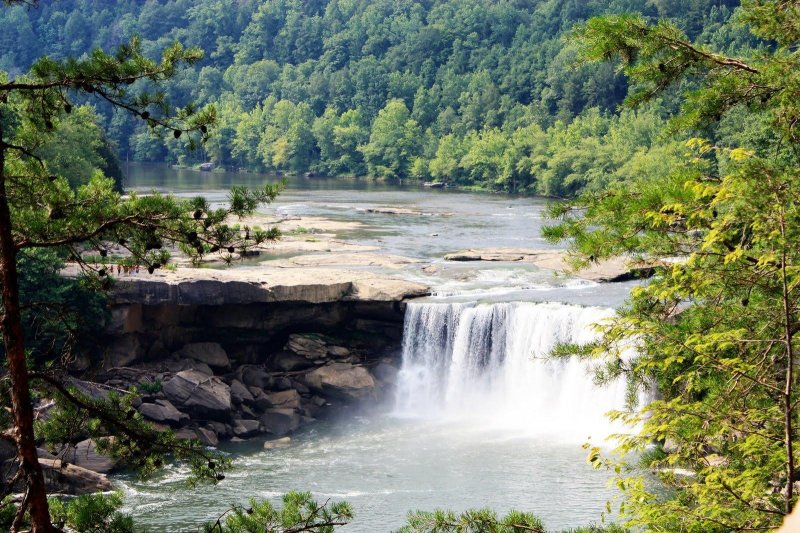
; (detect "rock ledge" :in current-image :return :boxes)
[111,267,429,305]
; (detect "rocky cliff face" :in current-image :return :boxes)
[79,268,428,451]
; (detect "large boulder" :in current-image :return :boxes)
[286,334,328,359]
[304,363,376,400]
[138,399,189,427]
[260,408,300,436]
[272,377,293,391]
[60,439,116,474]
[229,379,255,405]
[250,389,273,412]
[327,346,350,358]
[103,334,144,368]
[270,351,314,372]
[263,436,291,450]
[175,342,230,369]
[159,357,214,376]
[233,419,262,438]
[196,427,219,447]
[38,459,113,495]
[205,421,232,439]
[163,370,232,420]
[239,365,273,389]
[174,428,199,441]
[267,389,301,410]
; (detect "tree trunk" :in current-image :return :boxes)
[0,123,54,531]
[780,215,796,516]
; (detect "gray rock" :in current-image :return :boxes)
[107,304,143,335]
[230,379,254,405]
[161,357,213,375]
[61,439,116,474]
[267,389,301,409]
[103,334,144,368]
[286,334,328,359]
[241,366,273,389]
[260,408,301,436]
[304,363,376,401]
[37,448,57,460]
[184,360,214,376]
[244,402,261,416]
[251,389,273,412]
[206,421,231,439]
[147,339,170,361]
[263,437,291,450]
[663,438,680,454]
[351,319,402,340]
[176,342,230,369]
[291,380,310,395]
[138,399,188,426]
[69,353,91,372]
[327,346,350,358]
[311,396,327,407]
[175,428,198,441]
[271,351,313,372]
[163,370,232,420]
[233,419,261,438]
[110,269,429,306]
[39,459,113,495]
[273,377,293,391]
[196,427,219,447]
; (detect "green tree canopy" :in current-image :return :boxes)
[359,99,421,180]
[545,1,800,530]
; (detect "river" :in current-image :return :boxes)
[117,163,636,531]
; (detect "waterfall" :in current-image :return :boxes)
[394,301,631,440]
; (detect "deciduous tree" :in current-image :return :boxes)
[545,3,800,530]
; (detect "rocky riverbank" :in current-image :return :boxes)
[444,247,660,282]
[13,267,428,494]
[98,332,399,447]
[98,267,428,438]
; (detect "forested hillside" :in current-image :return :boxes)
[0,0,749,194]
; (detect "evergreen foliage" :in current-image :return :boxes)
[202,492,353,533]
[48,492,135,533]
[399,508,546,533]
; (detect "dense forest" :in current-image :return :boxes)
[0,0,750,195]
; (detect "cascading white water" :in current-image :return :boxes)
[394,301,631,440]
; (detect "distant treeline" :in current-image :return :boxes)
[0,0,754,195]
